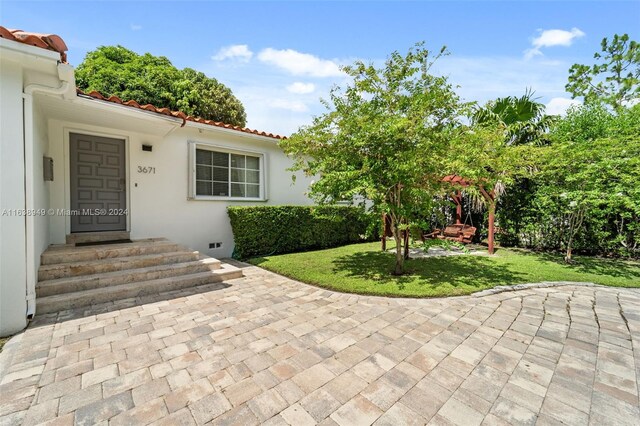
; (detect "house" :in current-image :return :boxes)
[0,27,314,336]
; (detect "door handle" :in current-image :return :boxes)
[119,178,126,192]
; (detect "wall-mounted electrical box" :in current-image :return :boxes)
[43,157,54,181]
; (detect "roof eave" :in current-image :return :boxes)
[74,94,285,142]
[0,37,62,63]
[184,120,284,143]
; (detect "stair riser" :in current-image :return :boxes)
[36,269,243,314]
[66,231,130,245]
[38,252,199,281]
[37,261,221,297]
[41,243,183,265]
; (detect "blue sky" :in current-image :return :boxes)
[2,1,639,135]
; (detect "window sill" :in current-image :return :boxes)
[189,196,268,202]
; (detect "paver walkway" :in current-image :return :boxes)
[1,264,639,426]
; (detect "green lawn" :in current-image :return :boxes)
[248,242,640,298]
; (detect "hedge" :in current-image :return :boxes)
[228,205,378,259]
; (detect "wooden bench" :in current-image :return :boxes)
[424,224,476,244]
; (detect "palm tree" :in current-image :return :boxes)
[462,90,553,252]
[472,89,555,146]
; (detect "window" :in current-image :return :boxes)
[191,144,264,200]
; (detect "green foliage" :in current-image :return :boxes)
[566,34,640,109]
[281,43,466,274]
[446,126,539,190]
[472,89,556,145]
[496,105,640,257]
[75,45,247,126]
[227,206,377,259]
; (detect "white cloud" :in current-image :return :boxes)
[258,48,343,77]
[286,82,316,94]
[525,28,585,59]
[212,44,253,62]
[545,97,581,116]
[130,24,142,31]
[207,51,578,136]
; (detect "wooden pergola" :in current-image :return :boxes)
[442,175,497,254]
[380,175,498,255]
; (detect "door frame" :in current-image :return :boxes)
[63,127,131,235]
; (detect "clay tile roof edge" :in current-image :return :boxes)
[0,26,68,62]
[1,26,283,139]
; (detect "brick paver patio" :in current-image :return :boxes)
[1,264,639,425]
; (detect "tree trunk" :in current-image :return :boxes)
[565,243,573,263]
[393,231,404,275]
[565,207,585,263]
[403,229,410,260]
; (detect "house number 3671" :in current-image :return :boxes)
[137,166,156,174]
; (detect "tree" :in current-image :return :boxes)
[280,44,465,275]
[539,104,640,261]
[470,91,553,252]
[566,34,640,110]
[75,45,247,127]
[472,89,555,145]
[444,126,540,254]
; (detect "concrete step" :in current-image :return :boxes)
[41,239,180,265]
[66,231,130,245]
[36,258,222,297]
[36,265,243,314]
[38,251,200,281]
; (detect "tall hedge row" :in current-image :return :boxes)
[228,206,377,259]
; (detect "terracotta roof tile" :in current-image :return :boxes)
[0,25,282,140]
[76,89,284,140]
[0,26,68,62]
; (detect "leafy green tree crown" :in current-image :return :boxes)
[280,43,467,274]
[566,34,639,110]
[75,45,247,127]
[472,90,555,146]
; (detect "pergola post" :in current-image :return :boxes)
[454,190,462,224]
[487,203,495,255]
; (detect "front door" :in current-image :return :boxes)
[70,133,127,232]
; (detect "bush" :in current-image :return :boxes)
[228,205,378,259]
[495,105,640,258]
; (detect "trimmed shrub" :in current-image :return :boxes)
[228,205,378,259]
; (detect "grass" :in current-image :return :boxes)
[0,335,13,353]
[248,242,640,298]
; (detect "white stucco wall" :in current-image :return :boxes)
[1,37,313,336]
[46,116,314,258]
[0,60,28,335]
[33,99,51,264]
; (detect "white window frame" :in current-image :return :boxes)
[188,141,267,201]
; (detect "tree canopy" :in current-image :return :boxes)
[541,105,640,259]
[75,45,247,127]
[472,90,555,145]
[495,104,640,259]
[566,33,640,110]
[281,43,466,274]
